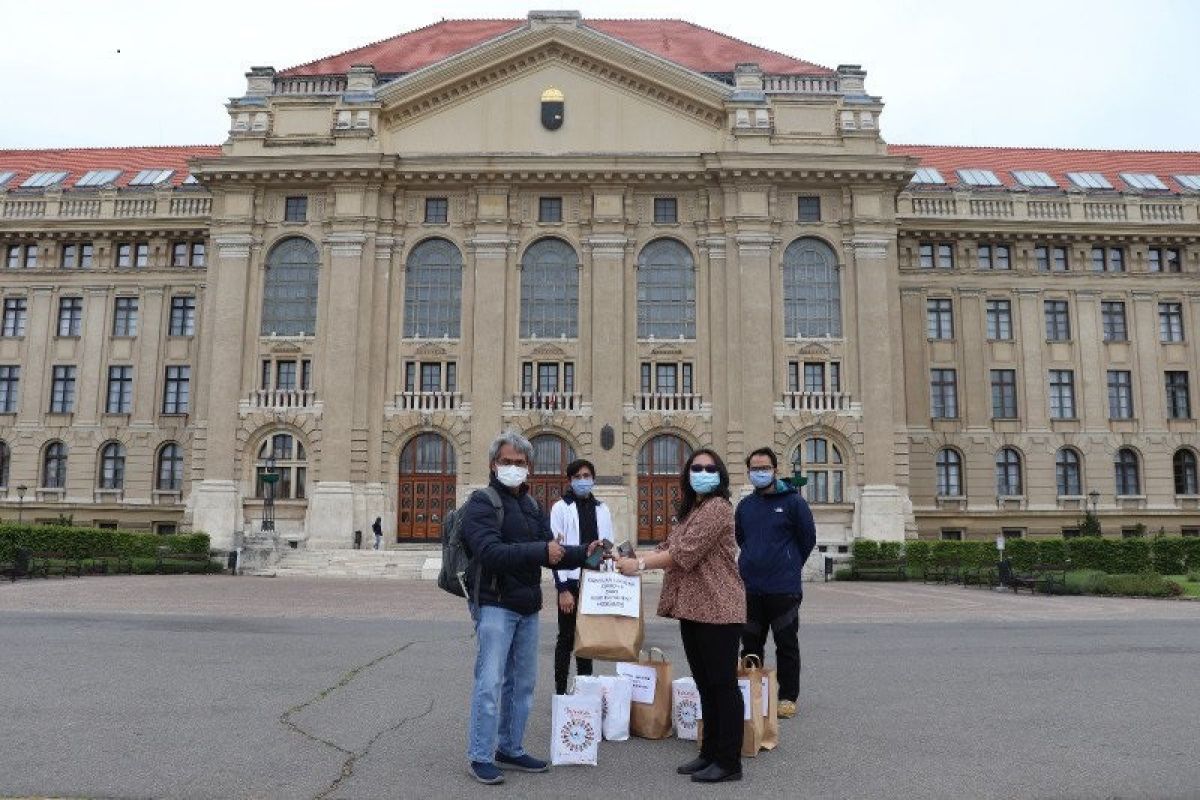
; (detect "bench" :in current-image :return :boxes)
[154,552,215,574]
[850,559,907,581]
[84,554,134,575]
[28,552,84,579]
[1005,563,1068,594]
[961,564,999,588]
[923,559,963,584]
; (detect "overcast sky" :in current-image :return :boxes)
[3,0,1197,151]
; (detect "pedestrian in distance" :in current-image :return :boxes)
[372,516,383,550]
[550,458,614,695]
[736,447,817,719]
[462,430,602,786]
[617,448,746,784]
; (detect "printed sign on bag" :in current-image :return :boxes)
[616,662,658,704]
[578,572,641,618]
[762,676,770,718]
[738,678,752,720]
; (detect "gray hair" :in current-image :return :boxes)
[488,429,534,465]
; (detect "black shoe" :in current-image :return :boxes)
[676,756,713,775]
[691,763,743,783]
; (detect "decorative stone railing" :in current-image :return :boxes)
[274,75,348,95]
[60,199,101,218]
[170,196,212,217]
[900,191,1196,225]
[763,75,840,94]
[1,199,46,219]
[911,197,957,216]
[245,389,318,409]
[969,198,1013,217]
[512,392,584,412]
[0,191,212,222]
[115,197,157,218]
[1083,202,1127,222]
[1028,200,1070,220]
[781,391,855,413]
[633,392,704,413]
[393,391,463,412]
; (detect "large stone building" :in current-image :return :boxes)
[1,11,1198,557]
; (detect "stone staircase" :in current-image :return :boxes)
[250,546,443,579]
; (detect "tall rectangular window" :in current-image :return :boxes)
[168,296,195,336]
[1107,370,1133,419]
[284,196,308,222]
[1101,301,1127,342]
[50,365,76,413]
[80,242,94,268]
[60,243,95,269]
[1035,245,1069,272]
[991,369,1018,418]
[2,298,27,337]
[1166,371,1191,419]
[985,299,1012,340]
[276,360,298,391]
[918,242,954,269]
[162,366,190,414]
[804,362,825,393]
[538,197,563,223]
[106,365,133,413]
[797,196,821,222]
[424,197,448,224]
[0,366,20,413]
[112,297,138,337]
[1091,246,1125,272]
[653,197,678,224]
[1159,302,1185,342]
[1148,247,1181,273]
[926,298,954,339]
[977,243,1011,270]
[171,242,204,268]
[58,297,83,336]
[1044,300,1071,341]
[1049,370,1076,419]
[930,368,958,418]
[134,243,149,268]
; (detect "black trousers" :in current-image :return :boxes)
[740,592,802,702]
[554,588,593,695]
[680,619,744,772]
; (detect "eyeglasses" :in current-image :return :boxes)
[689,464,719,474]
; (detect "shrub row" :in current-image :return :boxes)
[850,536,1200,576]
[0,524,209,561]
[1060,569,1183,598]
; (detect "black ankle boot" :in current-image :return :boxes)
[676,756,712,775]
[691,763,743,783]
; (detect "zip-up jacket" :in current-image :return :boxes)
[734,479,817,595]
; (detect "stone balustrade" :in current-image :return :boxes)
[900,191,1196,224]
[394,391,463,412]
[245,389,318,410]
[633,392,703,412]
[0,191,211,222]
[781,391,855,413]
[512,391,584,412]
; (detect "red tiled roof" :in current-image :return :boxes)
[890,144,1200,193]
[279,18,832,77]
[0,145,221,190]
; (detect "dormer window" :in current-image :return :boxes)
[20,171,68,189]
[1011,170,1057,189]
[1175,175,1200,191]
[0,171,16,189]
[1120,173,1168,191]
[956,169,1001,187]
[1067,172,1113,190]
[911,167,945,185]
[129,169,174,186]
[75,169,121,188]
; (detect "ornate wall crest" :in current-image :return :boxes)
[541,87,564,130]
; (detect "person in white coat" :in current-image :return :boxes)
[550,458,614,695]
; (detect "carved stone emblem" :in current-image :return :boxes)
[541,87,564,131]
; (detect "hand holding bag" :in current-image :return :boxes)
[574,565,645,662]
[617,647,673,739]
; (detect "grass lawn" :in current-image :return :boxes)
[1164,575,1200,597]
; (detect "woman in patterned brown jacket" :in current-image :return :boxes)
[617,447,746,783]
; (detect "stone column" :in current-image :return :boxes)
[698,236,728,451]
[735,232,776,461]
[466,235,513,488]
[73,287,110,425]
[361,235,396,539]
[1075,290,1106,428]
[189,234,254,550]
[132,288,165,425]
[956,288,991,428]
[1015,288,1048,426]
[17,287,54,428]
[585,235,628,480]
[1130,291,1164,423]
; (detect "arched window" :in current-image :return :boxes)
[1114,448,1140,496]
[638,434,692,476]
[256,433,307,500]
[637,239,695,339]
[1055,448,1082,496]
[42,441,67,489]
[261,237,320,336]
[521,239,578,338]
[936,448,962,497]
[783,238,841,338]
[530,434,576,476]
[98,442,125,490]
[794,437,844,503]
[157,443,184,492]
[995,448,1022,496]
[399,433,456,475]
[1174,449,1198,495]
[404,238,463,338]
[0,440,9,488]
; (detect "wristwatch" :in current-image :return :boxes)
[637,557,646,573]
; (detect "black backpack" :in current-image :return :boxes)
[438,487,504,599]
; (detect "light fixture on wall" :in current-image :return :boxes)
[1087,489,1100,516]
[16,484,27,524]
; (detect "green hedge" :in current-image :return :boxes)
[0,523,209,562]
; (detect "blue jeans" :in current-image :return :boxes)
[467,604,540,764]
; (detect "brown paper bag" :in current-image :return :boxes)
[760,664,779,751]
[573,569,644,662]
[696,655,767,757]
[618,647,673,739]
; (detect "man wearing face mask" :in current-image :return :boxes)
[461,431,601,785]
[735,447,817,720]
[550,458,614,695]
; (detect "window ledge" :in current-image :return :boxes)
[45,412,74,422]
[36,488,65,501]
[153,490,183,504]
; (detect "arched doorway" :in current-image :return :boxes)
[637,434,692,543]
[397,433,456,542]
[528,434,576,511]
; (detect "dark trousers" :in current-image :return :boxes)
[553,588,593,695]
[680,619,744,772]
[741,592,802,702]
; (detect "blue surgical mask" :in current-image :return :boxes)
[749,469,775,489]
[689,472,721,494]
[571,478,594,497]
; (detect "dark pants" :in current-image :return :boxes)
[680,619,744,772]
[553,588,593,695]
[741,592,802,702]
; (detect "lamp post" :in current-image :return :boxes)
[1087,489,1100,516]
[260,455,278,533]
[16,484,27,524]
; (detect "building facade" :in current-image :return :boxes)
[1,11,1197,555]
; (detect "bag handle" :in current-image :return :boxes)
[741,654,763,670]
[641,646,667,663]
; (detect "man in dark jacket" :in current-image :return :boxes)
[462,430,596,785]
[735,446,817,720]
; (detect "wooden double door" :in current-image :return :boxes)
[636,434,692,543]
[397,434,456,542]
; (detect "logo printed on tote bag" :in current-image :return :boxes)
[676,697,699,727]
[558,710,598,753]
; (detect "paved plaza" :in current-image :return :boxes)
[1,576,1198,799]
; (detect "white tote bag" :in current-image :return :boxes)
[672,676,702,741]
[550,694,602,766]
[598,675,633,741]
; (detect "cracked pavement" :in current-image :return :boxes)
[2,576,1199,799]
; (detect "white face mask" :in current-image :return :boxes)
[495,464,529,488]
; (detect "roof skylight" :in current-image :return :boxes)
[21,170,69,188]
[75,169,122,188]
[183,174,199,185]
[956,168,1002,187]
[1120,172,1168,191]
[1011,170,1057,188]
[1066,172,1113,190]
[911,167,945,185]
[129,169,175,186]
[0,171,15,188]
[1175,175,1200,191]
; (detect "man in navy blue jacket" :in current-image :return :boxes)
[735,447,817,719]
